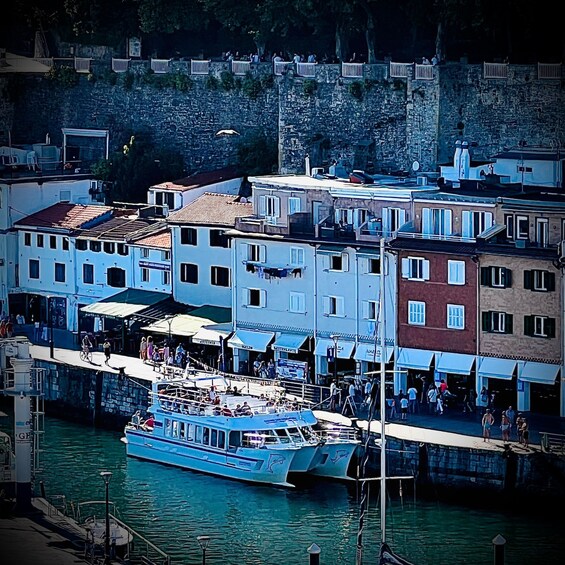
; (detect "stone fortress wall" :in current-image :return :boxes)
[1,60,563,176]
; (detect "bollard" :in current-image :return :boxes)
[307,543,321,565]
[492,534,506,565]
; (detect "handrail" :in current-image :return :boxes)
[540,431,565,454]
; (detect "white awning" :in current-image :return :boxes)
[314,338,356,359]
[141,313,215,337]
[227,329,275,352]
[354,343,394,363]
[191,323,232,346]
[436,352,476,375]
[520,362,560,385]
[271,333,310,354]
[396,348,435,371]
[478,357,517,380]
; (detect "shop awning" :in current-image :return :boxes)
[314,338,356,359]
[271,333,310,354]
[354,343,394,363]
[478,357,517,380]
[141,313,217,337]
[436,352,476,375]
[520,362,560,385]
[227,329,275,352]
[192,323,233,346]
[80,289,169,320]
[396,348,435,371]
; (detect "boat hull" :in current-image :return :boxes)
[124,429,296,487]
[308,441,358,479]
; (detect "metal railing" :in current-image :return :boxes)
[150,58,171,74]
[484,62,508,79]
[540,432,565,455]
[296,62,317,77]
[273,61,292,75]
[414,63,434,80]
[389,62,412,78]
[538,62,562,79]
[231,60,250,75]
[74,57,91,73]
[342,62,364,78]
[111,58,130,73]
[191,59,210,75]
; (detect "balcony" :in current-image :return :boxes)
[244,261,305,279]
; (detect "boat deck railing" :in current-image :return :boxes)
[540,432,565,456]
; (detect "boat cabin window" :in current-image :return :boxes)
[228,431,241,449]
[179,422,187,440]
[164,418,172,437]
[274,429,291,443]
[195,425,203,443]
[287,427,303,442]
[203,427,210,445]
[172,421,179,438]
[187,424,195,441]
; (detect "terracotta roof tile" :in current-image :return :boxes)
[14,203,113,230]
[77,216,166,242]
[151,167,241,192]
[134,229,171,249]
[167,193,253,226]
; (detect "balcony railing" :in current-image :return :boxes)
[74,57,91,73]
[389,62,412,78]
[151,58,171,74]
[296,62,316,77]
[231,60,251,75]
[111,58,130,73]
[397,231,476,243]
[414,64,434,80]
[484,62,508,79]
[538,63,562,79]
[273,61,292,75]
[191,59,210,75]
[342,63,364,78]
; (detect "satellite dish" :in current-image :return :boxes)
[412,160,420,172]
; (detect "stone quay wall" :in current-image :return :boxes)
[31,359,565,503]
[1,60,563,176]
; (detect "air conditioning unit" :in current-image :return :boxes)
[416,175,428,186]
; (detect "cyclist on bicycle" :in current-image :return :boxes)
[82,333,93,354]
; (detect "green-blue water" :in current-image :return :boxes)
[4,415,564,564]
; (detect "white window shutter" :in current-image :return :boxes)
[336,296,345,317]
[243,243,249,260]
[462,211,471,238]
[382,208,390,235]
[261,289,267,307]
[444,209,453,235]
[401,258,410,278]
[398,208,406,228]
[259,245,266,263]
[423,260,430,280]
[259,195,266,216]
[360,257,368,274]
[323,296,330,315]
[362,300,369,319]
[274,196,280,217]
[342,253,349,272]
[485,212,493,230]
[460,261,466,283]
[422,208,431,235]
[243,288,249,305]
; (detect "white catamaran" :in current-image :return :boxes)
[122,376,359,487]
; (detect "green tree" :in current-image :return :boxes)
[236,131,278,176]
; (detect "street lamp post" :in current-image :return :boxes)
[100,471,112,564]
[331,334,339,385]
[197,535,211,565]
[48,296,54,358]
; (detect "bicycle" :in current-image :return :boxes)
[79,346,92,363]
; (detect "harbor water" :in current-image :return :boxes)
[4,415,564,564]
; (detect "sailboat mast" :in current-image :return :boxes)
[379,235,386,545]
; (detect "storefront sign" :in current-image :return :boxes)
[139,261,170,271]
[276,359,308,381]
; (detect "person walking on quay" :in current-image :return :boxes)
[147,336,154,363]
[500,411,511,442]
[520,418,529,448]
[329,379,338,411]
[505,406,516,438]
[427,385,438,415]
[139,336,147,361]
[482,409,495,442]
[516,413,525,444]
[103,338,111,365]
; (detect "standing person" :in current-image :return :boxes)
[103,338,111,365]
[516,413,525,444]
[506,406,516,438]
[0,319,6,338]
[400,395,409,420]
[436,392,444,415]
[139,336,147,361]
[6,318,13,338]
[463,388,476,414]
[407,384,418,414]
[427,385,438,415]
[364,380,372,405]
[387,394,397,420]
[482,409,495,442]
[147,336,154,364]
[329,380,338,411]
[520,418,529,448]
[267,359,276,379]
[500,411,511,442]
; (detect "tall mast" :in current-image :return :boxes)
[379,235,386,545]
